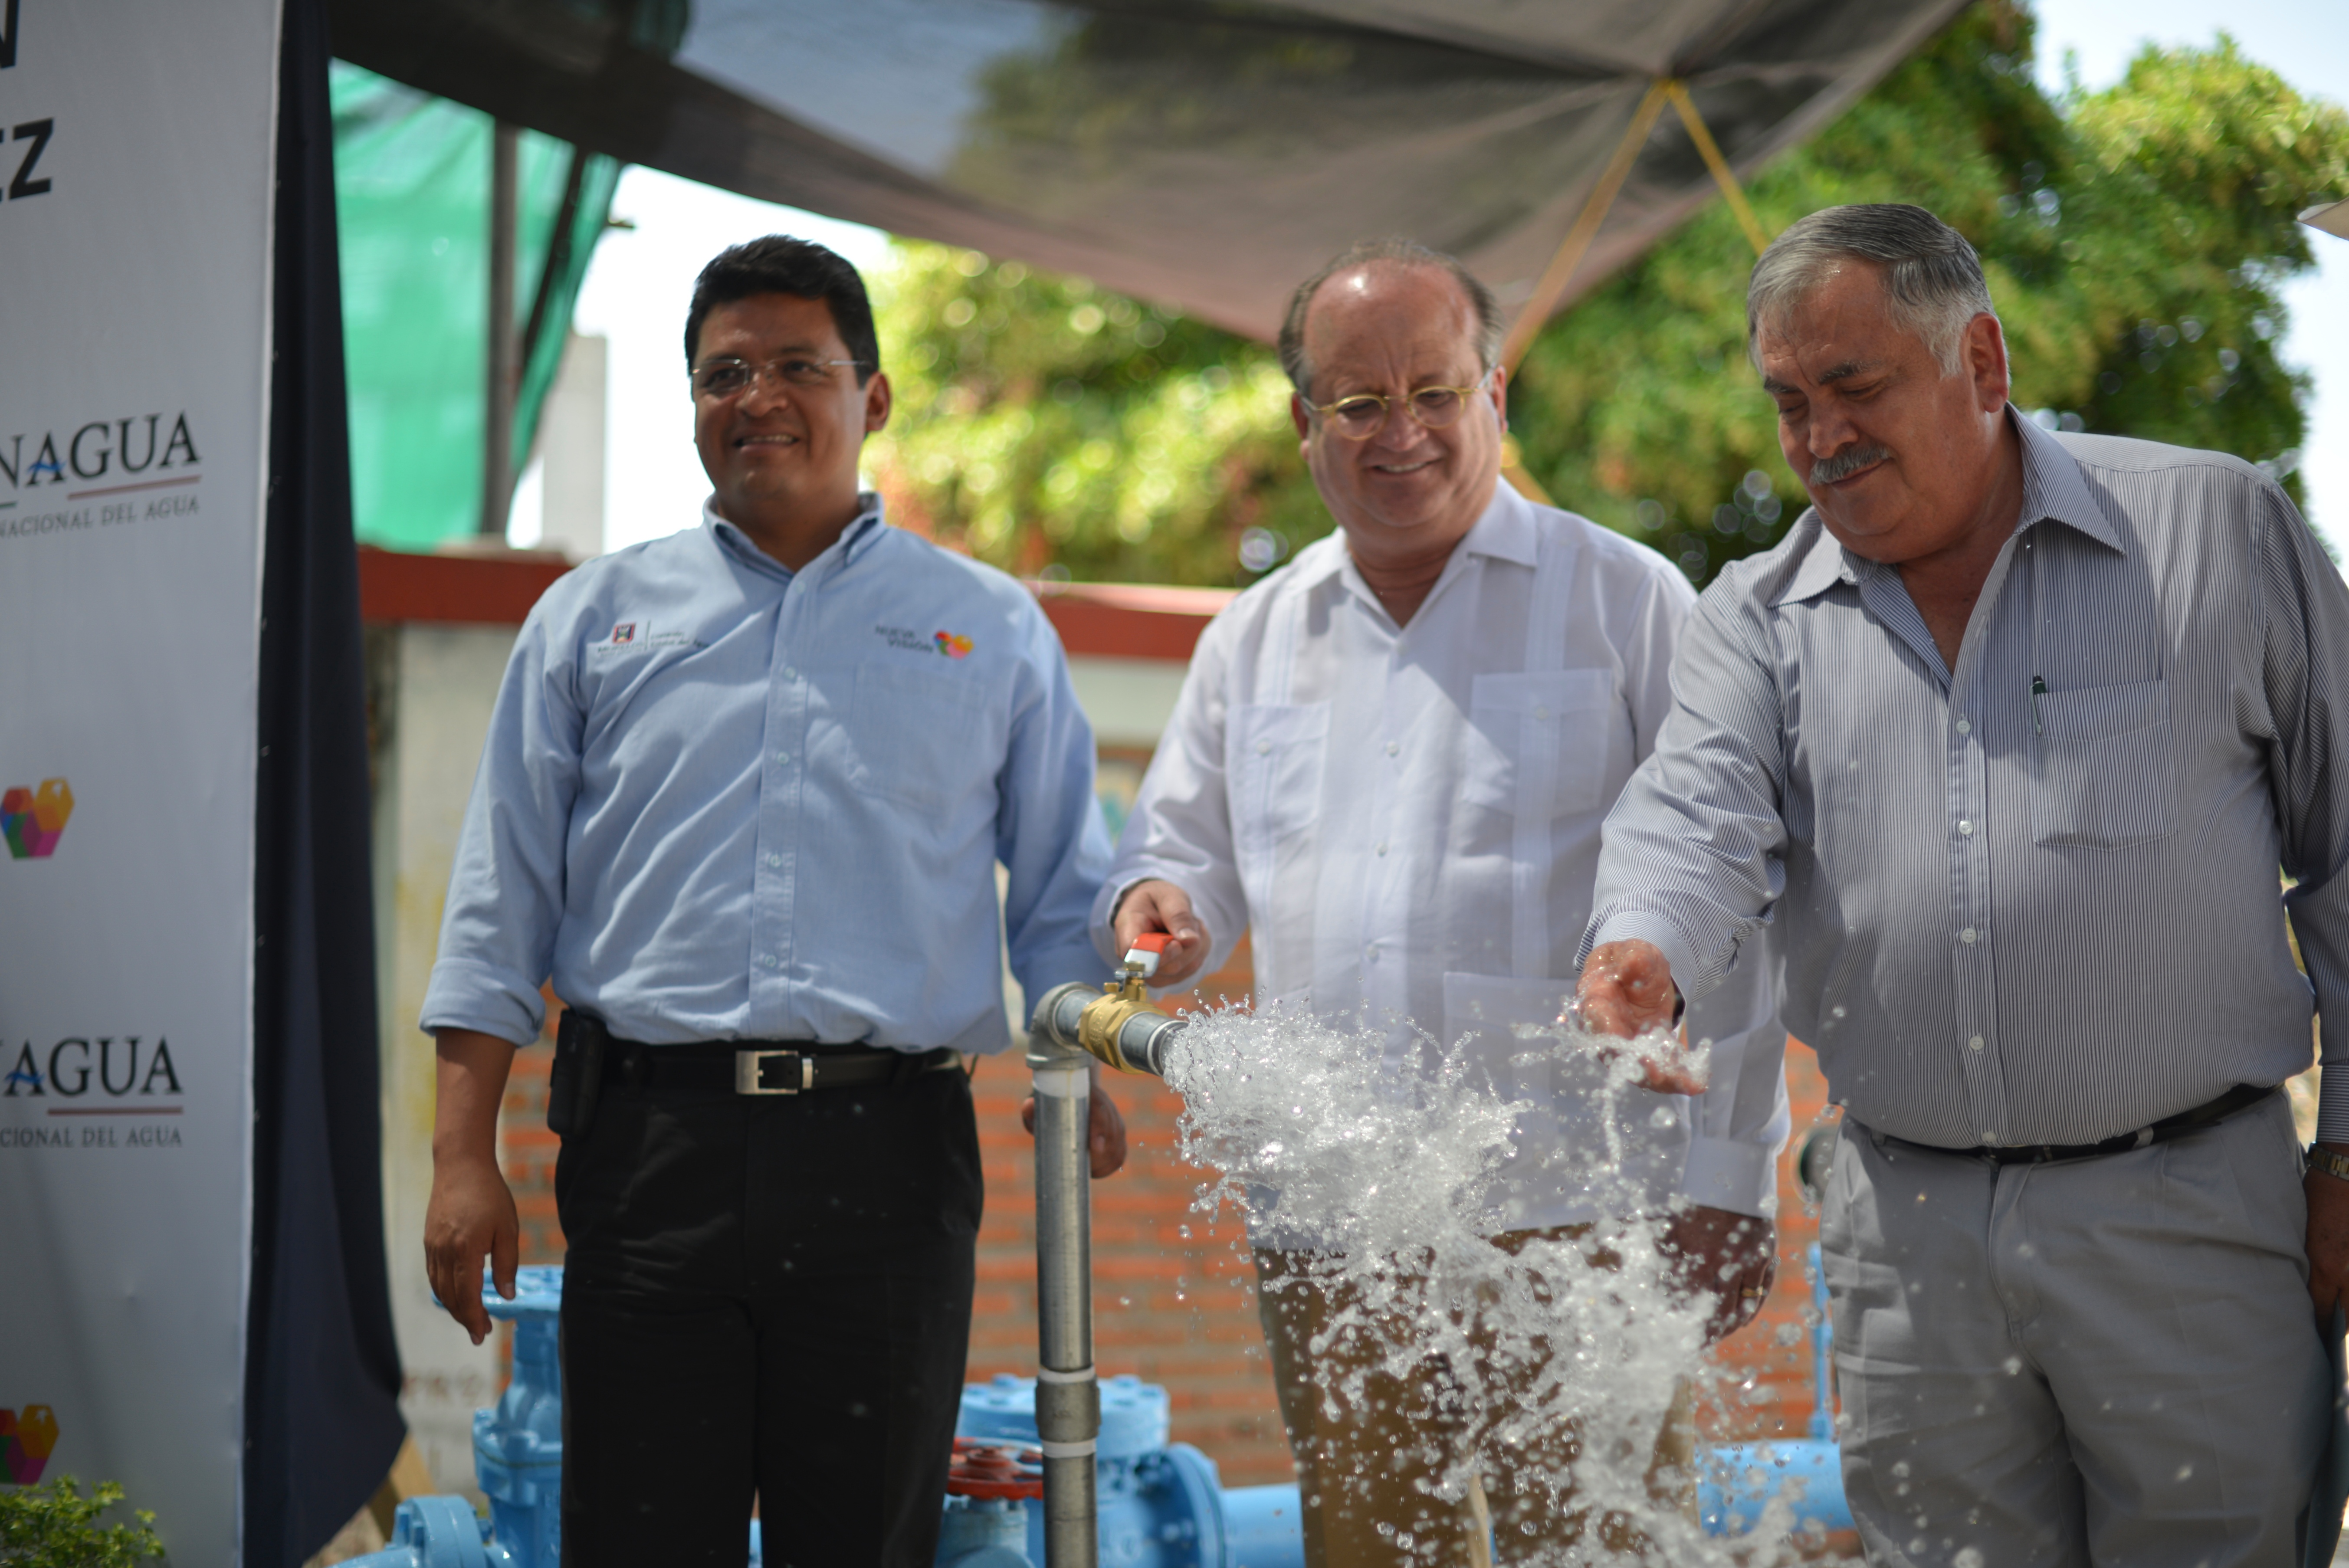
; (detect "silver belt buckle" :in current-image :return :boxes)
[735,1048,811,1095]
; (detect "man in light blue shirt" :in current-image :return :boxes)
[419,236,1120,1567]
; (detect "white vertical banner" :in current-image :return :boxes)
[0,0,282,1559]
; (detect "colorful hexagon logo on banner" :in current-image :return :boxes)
[0,1405,58,1485]
[1,779,71,859]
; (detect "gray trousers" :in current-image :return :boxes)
[1821,1092,2327,1568]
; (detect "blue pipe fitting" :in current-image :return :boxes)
[958,1375,1263,1568]
[475,1266,566,1568]
[340,1495,512,1568]
[1696,1243,1852,1539]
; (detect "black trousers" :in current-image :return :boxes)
[553,1062,982,1567]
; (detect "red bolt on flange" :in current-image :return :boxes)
[947,1437,1046,1500]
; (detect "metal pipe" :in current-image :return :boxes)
[482,120,520,537]
[1027,1030,1099,1568]
[1025,955,1191,1566]
[1030,981,1186,1078]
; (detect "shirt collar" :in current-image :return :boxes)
[705,492,887,580]
[1299,476,1535,595]
[1770,407,2121,607]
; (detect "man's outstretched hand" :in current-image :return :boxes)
[1571,939,1704,1094]
[1022,1067,1130,1178]
[1664,1204,1777,1346]
[1112,880,1211,991]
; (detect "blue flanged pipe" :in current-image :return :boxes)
[1698,1241,1852,1538]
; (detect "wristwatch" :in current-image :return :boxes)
[2308,1145,2349,1183]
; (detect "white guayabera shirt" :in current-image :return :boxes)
[1098,480,1790,1240]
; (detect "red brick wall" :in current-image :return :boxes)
[495,971,1837,1485]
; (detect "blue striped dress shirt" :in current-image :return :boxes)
[1584,412,2349,1148]
[420,498,1112,1054]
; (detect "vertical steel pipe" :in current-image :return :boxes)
[481,120,520,537]
[1028,1034,1099,1568]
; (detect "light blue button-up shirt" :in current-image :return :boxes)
[420,496,1113,1054]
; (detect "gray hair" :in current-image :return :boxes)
[1278,239,1503,399]
[1746,204,1996,375]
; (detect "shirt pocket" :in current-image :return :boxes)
[2030,679,2177,850]
[851,661,987,813]
[1460,669,1614,819]
[1228,701,1327,881]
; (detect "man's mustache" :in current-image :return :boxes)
[1809,443,1894,485]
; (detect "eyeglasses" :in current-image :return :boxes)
[689,357,869,399]
[1303,368,1496,440]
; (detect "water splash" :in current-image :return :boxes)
[1158,1004,1812,1565]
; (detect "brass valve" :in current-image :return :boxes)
[1031,935,1185,1078]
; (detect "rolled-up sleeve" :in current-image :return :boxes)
[2257,489,2349,1142]
[1091,615,1247,978]
[998,610,1117,1010]
[419,608,584,1046]
[1583,579,1791,1001]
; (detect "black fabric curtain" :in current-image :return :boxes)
[244,0,407,1557]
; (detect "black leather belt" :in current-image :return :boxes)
[1950,1082,2279,1165]
[562,1012,959,1096]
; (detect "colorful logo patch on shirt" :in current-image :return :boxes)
[1,779,72,860]
[611,623,636,644]
[934,631,973,659]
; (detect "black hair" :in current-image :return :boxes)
[683,235,881,383]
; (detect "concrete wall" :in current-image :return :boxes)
[367,620,523,1499]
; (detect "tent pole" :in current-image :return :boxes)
[1498,79,1670,373]
[518,146,592,423]
[1663,81,1772,258]
[1496,78,1668,503]
[482,120,520,538]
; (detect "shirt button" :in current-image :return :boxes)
[774,751,791,765]
[1365,944,1378,963]
[1968,1035,1985,1051]
[1375,841,1388,856]
[1955,718,1972,735]
[1256,740,1273,755]
[1385,740,1400,757]
[1958,819,1974,836]
[764,852,781,868]
[1533,705,1550,721]
[1959,927,1978,944]
[783,666,799,680]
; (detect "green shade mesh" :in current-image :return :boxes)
[331,61,622,549]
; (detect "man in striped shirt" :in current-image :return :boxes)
[1576,203,2349,1566]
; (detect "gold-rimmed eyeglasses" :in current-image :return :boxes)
[1303,368,1496,440]
[689,357,869,399]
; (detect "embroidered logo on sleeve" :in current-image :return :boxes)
[934,631,973,659]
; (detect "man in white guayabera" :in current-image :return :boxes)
[1101,239,1791,1565]
[1578,203,2349,1568]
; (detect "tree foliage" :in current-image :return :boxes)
[0,1478,164,1568]
[867,1,2347,588]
